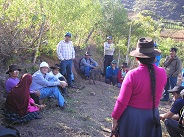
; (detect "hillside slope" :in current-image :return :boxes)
[122,0,184,21]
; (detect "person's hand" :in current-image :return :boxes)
[34,91,40,97]
[112,118,118,131]
[93,66,98,69]
[120,78,124,80]
[38,104,46,109]
[112,66,116,70]
[60,81,68,88]
[160,114,165,121]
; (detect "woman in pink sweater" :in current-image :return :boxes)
[111,38,167,137]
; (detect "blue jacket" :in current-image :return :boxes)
[30,70,60,91]
[105,66,118,79]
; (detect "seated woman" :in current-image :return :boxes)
[117,62,129,88]
[5,64,21,93]
[4,74,45,124]
[49,64,69,97]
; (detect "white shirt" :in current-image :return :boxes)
[56,40,75,60]
[49,71,63,79]
[104,42,115,55]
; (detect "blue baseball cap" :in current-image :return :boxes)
[111,60,117,64]
[107,36,112,40]
[65,32,72,37]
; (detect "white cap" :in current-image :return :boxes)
[40,62,49,68]
[180,89,184,97]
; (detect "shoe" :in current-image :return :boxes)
[60,102,67,110]
[160,98,169,101]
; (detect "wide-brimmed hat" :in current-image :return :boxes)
[130,37,161,58]
[111,60,117,64]
[6,64,21,74]
[168,86,184,93]
[50,64,60,70]
[85,51,91,56]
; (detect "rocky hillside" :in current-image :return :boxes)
[122,0,184,21]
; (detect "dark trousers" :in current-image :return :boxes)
[103,55,113,75]
[163,76,177,100]
[58,77,67,94]
[60,59,72,87]
[164,118,184,137]
[30,93,40,105]
[105,76,117,86]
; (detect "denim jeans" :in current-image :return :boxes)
[60,59,72,87]
[164,118,183,137]
[163,76,177,100]
[80,63,97,77]
[105,76,117,86]
[40,86,65,107]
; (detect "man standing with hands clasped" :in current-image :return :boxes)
[57,32,75,88]
[161,48,182,101]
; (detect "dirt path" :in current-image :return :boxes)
[1,80,171,137]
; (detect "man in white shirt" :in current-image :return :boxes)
[103,36,115,76]
[49,64,69,97]
[56,32,75,88]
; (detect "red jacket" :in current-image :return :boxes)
[117,69,128,84]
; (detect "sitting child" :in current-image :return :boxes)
[49,64,69,97]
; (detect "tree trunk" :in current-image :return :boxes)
[32,21,45,64]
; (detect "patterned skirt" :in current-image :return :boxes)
[3,108,39,124]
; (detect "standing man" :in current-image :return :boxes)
[57,32,75,88]
[161,48,182,101]
[103,36,115,76]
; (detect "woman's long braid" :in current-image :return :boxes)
[137,57,160,127]
[147,63,160,127]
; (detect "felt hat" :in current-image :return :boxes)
[40,62,49,68]
[168,86,184,93]
[6,64,21,74]
[130,37,161,58]
[65,32,72,37]
[50,64,60,70]
[85,51,92,56]
[111,60,117,64]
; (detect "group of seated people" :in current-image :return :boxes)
[4,62,68,124]
[79,52,128,87]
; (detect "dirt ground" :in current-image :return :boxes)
[0,80,171,137]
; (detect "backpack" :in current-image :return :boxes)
[0,126,21,137]
[79,58,92,70]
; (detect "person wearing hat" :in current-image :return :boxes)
[154,42,161,67]
[105,60,118,86]
[56,32,75,88]
[160,86,184,137]
[49,64,68,97]
[5,64,21,93]
[111,38,167,137]
[161,47,182,101]
[79,52,98,78]
[103,36,115,76]
[30,62,67,109]
[117,62,129,88]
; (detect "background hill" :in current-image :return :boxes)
[122,0,184,21]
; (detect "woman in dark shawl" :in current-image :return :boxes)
[4,74,41,124]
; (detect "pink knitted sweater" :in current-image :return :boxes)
[112,64,167,120]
